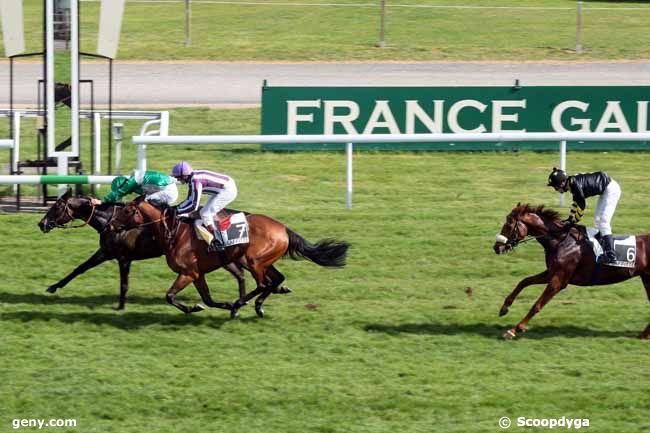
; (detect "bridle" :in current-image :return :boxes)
[497,215,543,250]
[113,203,179,247]
[56,201,97,229]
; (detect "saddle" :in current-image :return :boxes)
[190,210,250,248]
[585,228,635,268]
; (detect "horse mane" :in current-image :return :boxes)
[97,202,124,211]
[512,203,562,223]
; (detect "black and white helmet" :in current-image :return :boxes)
[547,167,568,188]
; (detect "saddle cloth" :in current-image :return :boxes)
[193,212,249,247]
[585,228,636,268]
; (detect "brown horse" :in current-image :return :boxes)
[38,191,249,309]
[494,203,650,340]
[110,200,349,318]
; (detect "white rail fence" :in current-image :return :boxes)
[133,132,650,209]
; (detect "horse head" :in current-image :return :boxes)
[109,199,161,232]
[38,189,94,232]
[493,203,555,254]
[110,200,142,232]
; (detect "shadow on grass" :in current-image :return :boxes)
[365,322,635,339]
[0,310,234,330]
[0,292,164,308]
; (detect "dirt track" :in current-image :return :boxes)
[1,61,650,108]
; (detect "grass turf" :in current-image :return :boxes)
[2,0,650,61]
[0,107,649,432]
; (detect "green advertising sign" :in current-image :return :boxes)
[261,86,650,151]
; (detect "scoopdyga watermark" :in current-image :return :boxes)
[499,416,590,429]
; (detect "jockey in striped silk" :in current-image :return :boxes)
[171,161,238,252]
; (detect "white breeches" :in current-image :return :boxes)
[145,183,179,206]
[594,180,621,236]
[200,182,238,227]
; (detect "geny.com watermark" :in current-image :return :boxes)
[499,416,590,429]
[11,419,76,430]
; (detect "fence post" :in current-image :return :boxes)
[185,0,192,46]
[377,0,386,48]
[93,113,102,190]
[11,111,20,193]
[576,1,583,54]
[560,140,566,207]
[346,142,353,209]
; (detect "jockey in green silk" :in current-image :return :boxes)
[101,170,179,206]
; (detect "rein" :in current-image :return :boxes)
[58,202,96,229]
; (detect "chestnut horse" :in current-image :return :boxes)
[494,203,650,340]
[38,191,249,309]
[110,200,349,318]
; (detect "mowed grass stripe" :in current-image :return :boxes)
[3,0,650,61]
[1,117,649,432]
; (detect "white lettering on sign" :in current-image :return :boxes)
[287,100,321,134]
[448,100,487,133]
[639,101,649,132]
[595,101,631,132]
[324,100,360,134]
[286,98,650,134]
[551,100,591,132]
[405,100,444,133]
[362,101,400,134]
[492,100,527,133]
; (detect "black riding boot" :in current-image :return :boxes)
[600,234,616,264]
[208,227,225,253]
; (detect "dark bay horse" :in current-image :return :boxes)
[38,190,248,309]
[494,203,650,340]
[110,200,349,317]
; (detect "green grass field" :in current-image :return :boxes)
[2,0,650,61]
[1,107,649,432]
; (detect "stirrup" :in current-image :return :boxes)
[598,253,616,264]
[207,240,225,253]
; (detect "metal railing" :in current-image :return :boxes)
[133,132,650,209]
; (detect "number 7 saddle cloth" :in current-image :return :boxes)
[194,212,249,247]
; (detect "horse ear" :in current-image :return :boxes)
[59,188,72,200]
[516,201,521,207]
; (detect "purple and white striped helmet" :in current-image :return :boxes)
[171,161,193,177]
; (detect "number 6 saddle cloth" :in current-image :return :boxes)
[194,211,249,247]
[585,227,636,268]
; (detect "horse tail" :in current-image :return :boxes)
[285,229,349,268]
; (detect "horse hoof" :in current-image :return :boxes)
[46,286,58,294]
[255,305,265,318]
[190,303,206,313]
[230,307,240,320]
[503,329,517,340]
[499,306,509,317]
[277,286,292,294]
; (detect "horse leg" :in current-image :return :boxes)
[224,260,247,306]
[499,270,549,317]
[166,274,203,314]
[637,274,650,339]
[193,274,233,311]
[46,249,107,293]
[268,265,292,294]
[504,275,567,340]
[117,260,131,310]
[254,266,286,317]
